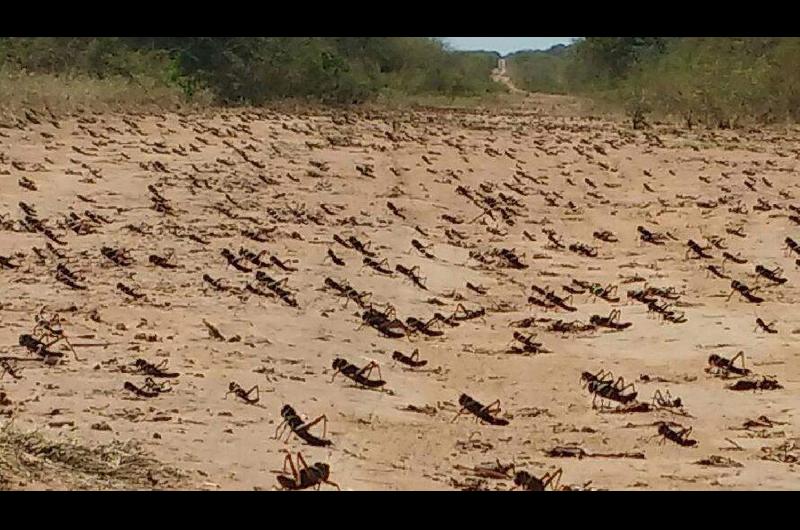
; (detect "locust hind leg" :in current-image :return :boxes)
[357,362,376,381]
[303,415,329,439]
[481,400,501,415]
[544,468,563,491]
[652,389,664,406]
[58,333,82,361]
[613,377,636,394]
[246,385,260,403]
[730,351,746,369]
[296,452,311,474]
[281,452,291,474]
[280,450,300,488]
[356,361,383,380]
[424,316,443,332]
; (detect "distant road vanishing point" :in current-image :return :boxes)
[491,58,525,94]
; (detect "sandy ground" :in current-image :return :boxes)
[1,100,800,491]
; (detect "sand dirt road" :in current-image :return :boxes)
[492,58,524,94]
[1,100,800,490]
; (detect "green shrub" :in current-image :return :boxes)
[0,37,503,107]
[507,37,800,126]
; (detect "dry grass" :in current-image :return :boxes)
[0,68,598,124]
[0,70,531,117]
[0,69,214,115]
[0,423,187,490]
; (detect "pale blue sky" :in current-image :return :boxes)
[442,37,575,55]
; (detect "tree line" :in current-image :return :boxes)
[506,38,800,126]
[0,37,503,105]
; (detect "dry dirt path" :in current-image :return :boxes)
[491,58,525,94]
[1,104,800,490]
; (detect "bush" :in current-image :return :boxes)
[506,37,800,126]
[505,49,571,94]
[0,37,503,107]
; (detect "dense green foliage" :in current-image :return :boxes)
[505,46,570,94]
[507,38,800,125]
[9,36,795,125]
[0,37,503,105]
